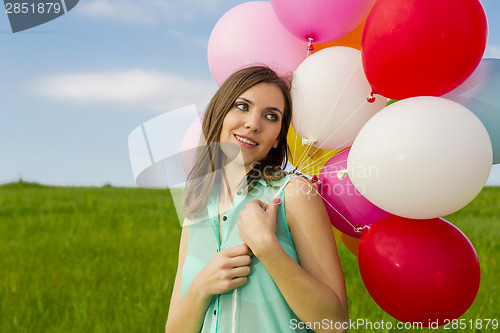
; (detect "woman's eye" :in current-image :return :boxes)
[266,113,278,122]
[235,103,248,111]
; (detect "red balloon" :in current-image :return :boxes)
[358,216,480,326]
[361,0,487,100]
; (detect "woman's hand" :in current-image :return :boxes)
[192,243,252,299]
[238,198,281,257]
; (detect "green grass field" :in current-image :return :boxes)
[0,181,498,332]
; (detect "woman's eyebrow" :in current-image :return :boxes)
[267,107,283,115]
[238,97,254,105]
[238,97,283,114]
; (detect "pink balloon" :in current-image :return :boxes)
[208,1,306,86]
[318,148,392,238]
[271,0,376,44]
[181,115,204,177]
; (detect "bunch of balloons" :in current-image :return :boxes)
[204,0,498,326]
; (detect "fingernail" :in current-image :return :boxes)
[275,198,281,204]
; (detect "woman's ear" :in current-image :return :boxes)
[273,140,279,149]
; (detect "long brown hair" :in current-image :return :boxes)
[182,66,293,219]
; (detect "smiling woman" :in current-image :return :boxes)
[181,66,293,220]
[165,66,348,333]
[219,82,284,171]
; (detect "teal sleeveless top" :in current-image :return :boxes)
[181,174,311,333]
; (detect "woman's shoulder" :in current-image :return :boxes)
[283,173,330,233]
[284,173,323,209]
[284,173,316,192]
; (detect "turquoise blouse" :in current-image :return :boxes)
[181,174,311,333]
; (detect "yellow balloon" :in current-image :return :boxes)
[287,126,342,176]
[332,226,342,247]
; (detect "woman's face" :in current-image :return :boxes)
[220,82,285,170]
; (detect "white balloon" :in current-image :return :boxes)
[291,46,386,150]
[347,96,492,219]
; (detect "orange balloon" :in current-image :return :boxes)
[312,19,365,51]
[341,232,360,257]
[311,0,377,52]
[287,126,342,176]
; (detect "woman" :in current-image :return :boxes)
[166,66,348,333]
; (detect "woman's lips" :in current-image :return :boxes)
[234,134,259,147]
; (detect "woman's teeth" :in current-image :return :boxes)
[235,134,257,146]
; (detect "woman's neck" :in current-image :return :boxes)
[219,159,251,202]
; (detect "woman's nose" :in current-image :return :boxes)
[244,113,261,132]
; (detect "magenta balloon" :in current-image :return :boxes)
[271,0,375,44]
[318,148,392,238]
[208,1,306,86]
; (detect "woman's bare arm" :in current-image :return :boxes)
[166,222,211,333]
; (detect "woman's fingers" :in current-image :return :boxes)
[208,273,248,295]
[228,277,248,290]
[222,265,251,280]
[223,243,252,257]
[201,243,254,294]
[228,254,252,268]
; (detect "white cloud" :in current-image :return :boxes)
[484,44,500,58]
[31,69,218,113]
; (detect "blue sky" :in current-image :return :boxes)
[1,0,499,187]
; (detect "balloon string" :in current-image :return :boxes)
[294,142,340,176]
[308,56,362,147]
[316,160,348,176]
[270,167,365,235]
[294,146,334,175]
[293,94,369,174]
[306,37,314,57]
[293,140,318,175]
[355,225,371,233]
[313,96,368,154]
[307,176,366,234]
[285,173,364,234]
[367,90,376,103]
[288,50,370,235]
[295,139,343,171]
[293,138,314,168]
[292,130,354,174]
[289,142,373,235]
[293,85,369,175]
[294,144,342,174]
[288,123,374,236]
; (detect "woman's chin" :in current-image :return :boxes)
[219,142,240,162]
